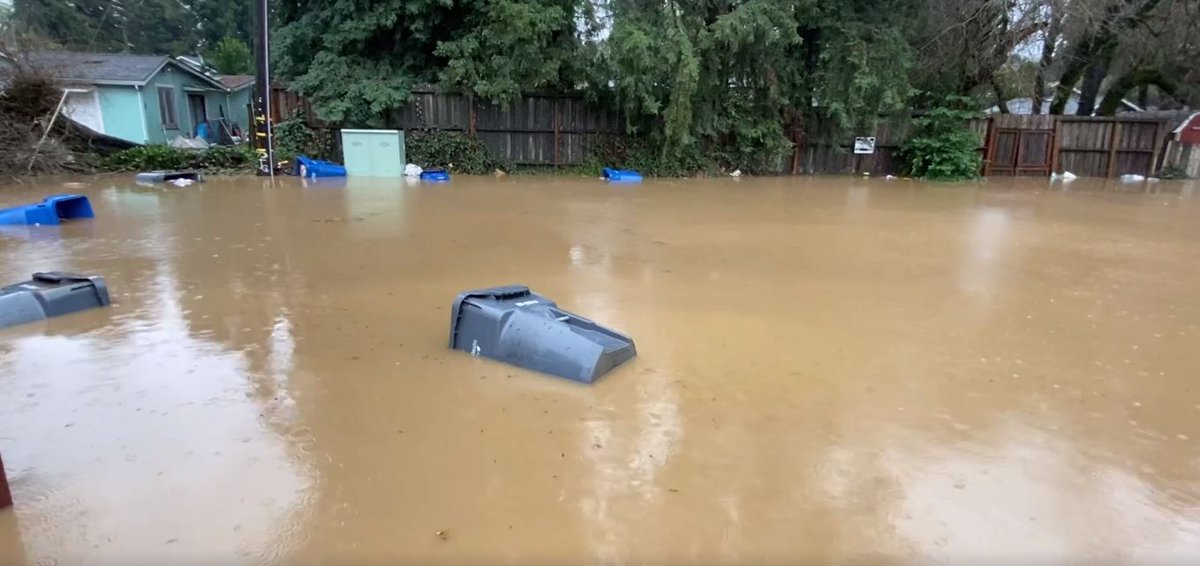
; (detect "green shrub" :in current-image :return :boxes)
[200,146,259,171]
[273,117,319,162]
[406,130,501,174]
[586,135,717,177]
[1158,165,1190,180]
[103,145,257,174]
[104,145,191,171]
[900,96,982,181]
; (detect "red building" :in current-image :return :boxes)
[1175,112,1200,144]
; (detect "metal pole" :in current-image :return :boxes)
[253,0,275,177]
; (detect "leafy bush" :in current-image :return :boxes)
[709,110,793,175]
[273,117,319,161]
[900,96,982,181]
[201,146,259,171]
[586,135,716,177]
[1158,165,1191,180]
[103,145,257,174]
[104,145,191,170]
[406,130,501,174]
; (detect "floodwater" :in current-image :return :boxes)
[2,173,1200,564]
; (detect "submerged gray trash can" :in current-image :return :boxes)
[449,285,636,384]
[0,272,111,330]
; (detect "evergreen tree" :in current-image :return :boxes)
[12,0,199,54]
[194,0,253,51]
[12,0,126,51]
[273,0,480,125]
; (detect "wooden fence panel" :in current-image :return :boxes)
[1018,131,1052,167]
[1058,151,1107,177]
[992,130,1018,169]
[401,90,470,130]
[1060,120,1114,176]
[1056,119,1166,177]
[1059,120,1112,149]
[1119,121,1159,150]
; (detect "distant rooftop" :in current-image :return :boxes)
[219,75,255,90]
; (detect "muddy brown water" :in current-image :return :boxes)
[1,174,1199,564]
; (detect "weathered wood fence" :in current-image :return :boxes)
[800,114,1176,178]
[279,86,1179,177]
[275,86,622,166]
[791,118,990,176]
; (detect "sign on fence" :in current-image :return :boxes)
[854,137,876,154]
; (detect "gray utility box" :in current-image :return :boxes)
[0,272,111,330]
[449,285,636,384]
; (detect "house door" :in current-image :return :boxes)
[187,94,207,137]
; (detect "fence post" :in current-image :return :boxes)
[1050,117,1062,175]
[467,94,477,137]
[1150,121,1164,175]
[553,97,561,166]
[1,450,12,509]
[982,117,996,176]
[1107,121,1122,178]
[788,125,801,175]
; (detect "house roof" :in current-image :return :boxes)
[219,75,256,90]
[28,51,230,90]
[1170,111,1199,135]
[28,52,171,84]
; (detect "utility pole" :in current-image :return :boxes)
[1,450,12,509]
[253,0,274,177]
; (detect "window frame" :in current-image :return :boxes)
[157,86,178,129]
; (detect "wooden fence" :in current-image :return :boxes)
[793,118,990,176]
[277,86,622,166]
[798,114,1174,178]
[281,86,1178,177]
[1055,117,1166,178]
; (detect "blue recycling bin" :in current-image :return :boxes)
[0,194,94,225]
[602,168,643,182]
[295,155,347,178]
[420,169,451,182]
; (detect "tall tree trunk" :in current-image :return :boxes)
[1070,0,1164,116]
[1032,2,1060,115]
[1050,47,1087,115]
[1075,39,1116,116]
[991,77,1010,113]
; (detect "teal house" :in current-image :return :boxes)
[32,52,254,145]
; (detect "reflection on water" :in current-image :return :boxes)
[581,368,682,563]
[880,420,1200,563]
[958,206,1012,307]
[1,174,1199,563]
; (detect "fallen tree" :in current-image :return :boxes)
[0,60,142,182]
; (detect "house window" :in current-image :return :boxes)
[157,87,177,129]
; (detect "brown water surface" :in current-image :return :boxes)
[1,174,1199,564]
